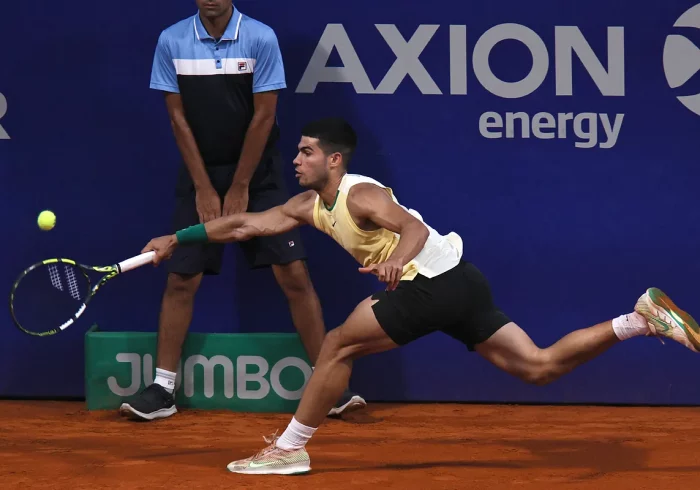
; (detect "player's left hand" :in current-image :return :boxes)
[223,181,249,216]
[359,259,404,291]
[141,235,178,266]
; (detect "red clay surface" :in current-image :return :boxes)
[0,401,699,489]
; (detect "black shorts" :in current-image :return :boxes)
[167,149,307,275]
[371,260,511,351]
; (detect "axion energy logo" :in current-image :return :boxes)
[296,22,625,149]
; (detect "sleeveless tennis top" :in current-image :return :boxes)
[311,173,463,281]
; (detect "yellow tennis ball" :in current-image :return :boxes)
[37,210,56,231]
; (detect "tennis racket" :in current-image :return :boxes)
[9,251,156,337]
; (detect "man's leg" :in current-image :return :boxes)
[270,259,368,416]
[120,165,226,421]
[155,272,203,373]
[271,260,325,364]
[119,267,216,421]
[119,271,207,421]
[226,296,399,475]
[475,288,700,385]
[288,297,397,428]
[475,320,621,385]
[225,262,482,475]
[271,260,368,415]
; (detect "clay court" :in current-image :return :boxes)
[1,401,699,489]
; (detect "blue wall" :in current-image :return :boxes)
[2,0,700,404]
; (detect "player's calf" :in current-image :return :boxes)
[475,320,619,387]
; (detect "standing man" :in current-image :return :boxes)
[119,1,365,421]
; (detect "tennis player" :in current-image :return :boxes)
[141,117,700,475]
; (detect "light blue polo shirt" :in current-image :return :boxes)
[149,7,286,165]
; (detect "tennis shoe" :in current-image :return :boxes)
[635,287,700,353]
[119,383,177,421]
[227,433,311,475]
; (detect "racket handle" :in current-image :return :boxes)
[117,251,156,273]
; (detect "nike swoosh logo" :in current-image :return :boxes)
[652,317,673,333]
[654,309,700,349]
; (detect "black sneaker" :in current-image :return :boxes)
[327,389,367,417]
[119,383,177,421]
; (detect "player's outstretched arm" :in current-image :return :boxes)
[205,190,315,242]
[348,183,429,290]
[142,191,315,265]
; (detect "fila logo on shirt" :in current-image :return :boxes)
[238,61,248,72]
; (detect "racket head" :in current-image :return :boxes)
[9,258,117,336]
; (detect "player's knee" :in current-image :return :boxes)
[320,328,363,363]
[273,261,314,298]
[523,369,553,386]
[165,272,202,298]
[320,328,345,358]
[520,351,556,386]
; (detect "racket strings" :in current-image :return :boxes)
[47,264,82,301]
[64,265,81,301]
[48,264,63,292]
[11,263,92,334]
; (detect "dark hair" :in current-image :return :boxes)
[301,118,357,167]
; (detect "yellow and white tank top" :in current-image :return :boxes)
[312,173,463,281]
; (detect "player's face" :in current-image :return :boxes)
[294,137,332,189]
[196,0,232,19]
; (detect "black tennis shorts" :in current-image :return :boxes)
[371,260,511,351]
[166,149,307,275]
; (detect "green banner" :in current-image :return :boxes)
[85,325,312,412]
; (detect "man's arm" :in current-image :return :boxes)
[348,184,429,290]
[230,91,279,188]
[150,32,212,194]
[227,27,287,206]
[195,190,314,243]
[141,191,315,265]
[164,93,221,223]
[149,32,220,222]
[164,93,213,193]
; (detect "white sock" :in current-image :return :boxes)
[154,368,177,393]
[612,312,649,340]
[275,417,317,450]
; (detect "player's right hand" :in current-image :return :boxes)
[359,258,404,291]
[141,235,178,266]
[195,186,222,223]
